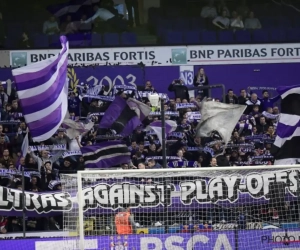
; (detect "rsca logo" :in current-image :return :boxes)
[179,66,194,85]
[172,48,187,64]
[11,52,27,67]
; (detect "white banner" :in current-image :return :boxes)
[9,43,300,67]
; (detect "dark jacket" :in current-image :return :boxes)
[193,75,209,98]
[168,83,189,100]
[225,94,239,104]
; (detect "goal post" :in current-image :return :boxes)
[61,165,300,250]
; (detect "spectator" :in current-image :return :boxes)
[78,15,92,33]
[244,11,262,30]
[0,83,8,109]
[147,159,162,169]
[125,0,140,27]
[201,0,218,19]
[29,149,62,172]
[212,9,230,30]
[60,16,79,35]
[217,0,230,17]
[209,157,218,167]
[193,68,209,98]
[236,0,249,18]
[259,90,280,111]
[18,32,32,49]
[0,216,7,234]
[43,16,60,35]
[245,93,262,114]
[225,89,238,104]
[143,81,156,92]
[168,80,189,101]
[230,13,244,30]
[257,116,268,134]
[238,89,248,105]
[82,4,128,33]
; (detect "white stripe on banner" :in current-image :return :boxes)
[273,127,300,148]
[278,113,300,126]
[281,86,300,99]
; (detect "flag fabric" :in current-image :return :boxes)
[47,0,100,17]
[145,120,177,145]
[196,101,246,144]
[12,36,69,142]
[81,140,131,169]
[62,118,94,139]
[271,85,300,165]
[21,133,29,157]
[99,96,151,136]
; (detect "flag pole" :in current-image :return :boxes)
[21,166,26,238]
[161,98,169,233]
[161,98,167,169]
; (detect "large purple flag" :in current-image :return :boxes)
[271,85,300,165]
[81,140,131,169]
[11,36,69,142]
[99,96,151,136]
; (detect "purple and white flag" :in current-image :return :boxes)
[145,120,177,145]
[12,36,69,142]
[271,85,300,165]
[81,140,131,169]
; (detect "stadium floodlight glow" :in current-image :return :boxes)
[148,93,160,108]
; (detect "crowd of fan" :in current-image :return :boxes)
[201,0,262,30]
[0,66,283,233]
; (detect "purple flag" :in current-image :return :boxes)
[99,96,151,136]
[81,140,131,169]
[271,85,300,165]
[11,36,69,142]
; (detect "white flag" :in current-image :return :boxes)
[145,120,177,145]
[196,101,246,144]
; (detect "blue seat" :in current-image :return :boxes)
[4,36,17,49]
[103,33,120,46]
[172,18,190,30]
[260,17,277,28]
[164,30,183,44]
[235,30,251,43]
[33,34,49,48]
[121,32,137,45]
[278,17,292,28]
[67,33,86,47]
[293,16,300,28]
[183,31,201,44]
[91,33,102,46]
[252,29,269,43]
[201,31,217,44]
[269,28,287,42]
[49,34,61,48]
[190,17,206,31]
[287,28,300,42]
[218,30,234,44]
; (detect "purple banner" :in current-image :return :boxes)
[1,63,299,99]
[2,230,300,250]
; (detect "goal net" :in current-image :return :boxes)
[60,166,300,250]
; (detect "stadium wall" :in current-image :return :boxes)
[0,62,298,98]
[1,229,300,249]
